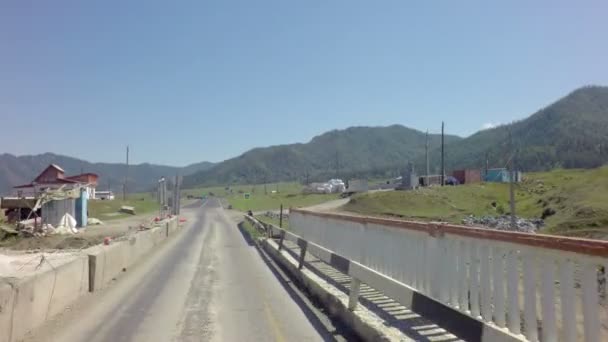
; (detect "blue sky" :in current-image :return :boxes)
[1,0,607,166]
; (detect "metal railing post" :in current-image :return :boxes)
[278,230,285,251]
[348,278,361,310]
[298,239,308,269]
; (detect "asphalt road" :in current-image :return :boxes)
[27,198,335,342]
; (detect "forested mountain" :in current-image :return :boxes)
[182,125,462,187]
[418,86,608,172]
[0,153,214,195]
[4,86,606,192]
[185,86,608,188]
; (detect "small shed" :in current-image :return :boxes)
[485,168,522,183]
[452,169,482,184]
[42,199,76,227]
[74,188,88,228]
[399,164,418,190]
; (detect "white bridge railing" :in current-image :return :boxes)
[290,209,608,342]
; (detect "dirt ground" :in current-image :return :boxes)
[0,212,158,251]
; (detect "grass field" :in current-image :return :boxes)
[255,214,290,229]
[88,192,160,220]
[343,167,608,238]
[184,182,339,212]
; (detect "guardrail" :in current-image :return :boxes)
[289,209,608,342]
[243,215,271,236]
[259,219,521,342]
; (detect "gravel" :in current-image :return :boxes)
[462,215,544,233]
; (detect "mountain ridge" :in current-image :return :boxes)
[419,85,608,172]
[0,152,214,195]
[184,85,608,187]
[182,124,462,187]
[2,86,607,192]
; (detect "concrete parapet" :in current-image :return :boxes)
[2,254,88,342]
[0,282,16,342]
[0,216,182,342]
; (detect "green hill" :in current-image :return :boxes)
[421,86,608,172]
[184,85,608,188]
[342,167,608,238]
[182,125,462,187]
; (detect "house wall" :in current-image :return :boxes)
[42,199,76,227]
[66,174,98,186]
[454,169,482,184]
[485,169,508,182]
[34,167,64,183]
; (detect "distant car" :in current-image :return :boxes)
[445,176,460,186]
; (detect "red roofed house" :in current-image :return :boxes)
[14,164,98,199]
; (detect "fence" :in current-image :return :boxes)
[290,209,608,342]
[257,215,520,341]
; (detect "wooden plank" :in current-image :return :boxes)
[523,254,538,341]
[492,247,506,328]
[506,250,521,334]
[582,262,600,342]
[540,257,557,342]
[559,259,577,342]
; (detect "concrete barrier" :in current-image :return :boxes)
[0,216,182,342]
[88,217,180,292]
[4,254,88,342]
[86,241,130,292]
[0,283,16,342]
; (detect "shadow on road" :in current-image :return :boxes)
[250,238,359,341]
[236,222,256,247]
[279,241,464,342]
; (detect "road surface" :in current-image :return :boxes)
[27,198,337,342]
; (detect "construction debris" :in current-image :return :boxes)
[120,206,136,215]
[0,225,19,237]
[264,211,289,221]
[87,217,104,225]
[462,215,543,233]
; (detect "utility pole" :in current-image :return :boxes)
[485,151,489,179]
[425,130,430,186]
[158,177,165,218]
[509,129,516,229]
[441,122,445,186]
[263,175,267,195]
[173,173,181,215]
[123,145,129,200]
[335,151,340,179]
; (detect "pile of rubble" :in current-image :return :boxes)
[11,214,80,237]
[462,215,544,233]
[264,211,289,221]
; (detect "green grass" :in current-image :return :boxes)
[88,193,160,220]
[240,219,264,239]
[255,214,289,230]
[343,166,608,238]
[184,182,339,212]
